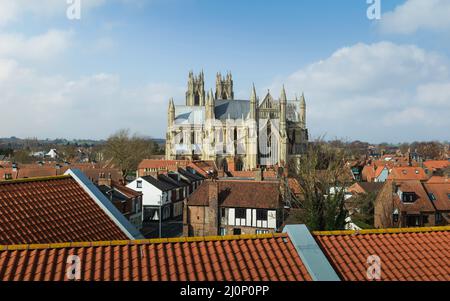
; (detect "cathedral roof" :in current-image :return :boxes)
[174,98,301,123]
[174,106,205,124]
[214,99,250,120]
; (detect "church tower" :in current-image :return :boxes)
[215,72,234,100]
[186,71,205,106]
[300,92,306,129]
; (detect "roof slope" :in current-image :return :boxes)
[0,175,131,244]
[355,182,384,194]
[423,182,450,211]
[187,180,280,209]
[0,234,312,281]
[314,227,450,281]
[395,180,436,212]
[388,167,429,181]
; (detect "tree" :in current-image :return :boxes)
[13,149,34,164]
[416,141,443,160]
[103,129,157,182]
[288,141,349,231]
[349,191,377,228]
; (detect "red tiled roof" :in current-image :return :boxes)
[187,180,281,209]
[427,176,449,184]
[423,160,450,171]
[395,180,436,213]
[0,233,313,281]
[361,165,376,182]
[0,165,122,183]
[110,180,142,198]
[0,176,130,244]
[314,227,450,281]
[423,182,450,211]
[374,166,387,178]
[388,167,429,181]
[186,161,217,177]
[227,170,278,179]
[138,159,189,170]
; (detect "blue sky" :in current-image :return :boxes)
[0,0,449,143]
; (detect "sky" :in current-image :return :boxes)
[0,0,449,143]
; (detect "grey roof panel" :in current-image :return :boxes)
[214,100,250,120]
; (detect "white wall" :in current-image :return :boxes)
[224,208,277,229]
[126,177,169,207]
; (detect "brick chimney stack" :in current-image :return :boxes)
[98,172,112,187]
[206,179,219,236]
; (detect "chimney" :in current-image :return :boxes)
[255,168,263,181]
[98,172,112,187]
[206,180,219,236]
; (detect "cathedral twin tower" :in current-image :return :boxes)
[186,71,234,106]
[166,71,308,171]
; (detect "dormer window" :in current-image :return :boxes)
[402,192,415,203]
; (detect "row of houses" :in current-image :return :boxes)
[127,167,205,221]
[357,159,449,183]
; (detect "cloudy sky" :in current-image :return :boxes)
[0,0,449,143]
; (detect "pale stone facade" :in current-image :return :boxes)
[166,71,308,170]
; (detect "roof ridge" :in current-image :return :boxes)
[0,233,288,251]
[0,174,71,185]
[312,226,450,236]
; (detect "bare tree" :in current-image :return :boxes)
[288,141,349,231]
[103,129,157,182]
[416,141,443,160]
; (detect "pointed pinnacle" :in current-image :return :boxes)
[280,85,287,101]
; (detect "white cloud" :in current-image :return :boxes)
[0,30,72,60]
[379,0,450,34]
[416,82,450,107]
[273,42,450,142]
[0,58,183,139]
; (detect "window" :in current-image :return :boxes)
[256,229,269,234]
[4,173,12,180]
[447,193,450,200]
[402,192,415,203]
[235,208,246,219]
[221,208,226,218]
[256,209,268,221]
[233,228,241,235]
[436,212,442,223]
[136,180,142,188]
[406,215,420,227]
[429,193,436,201]
[220,228,226,236]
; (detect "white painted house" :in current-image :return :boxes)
[127,175,174,221]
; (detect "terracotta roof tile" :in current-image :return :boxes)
[187,179,281,208]
[0,176,130,245]
[423,160,450,171]
[0,234,311,281]
[423,181,450,211]
[314,227,450,281]
[388,167,429,181]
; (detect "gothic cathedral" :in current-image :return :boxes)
[165,71,308,171]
